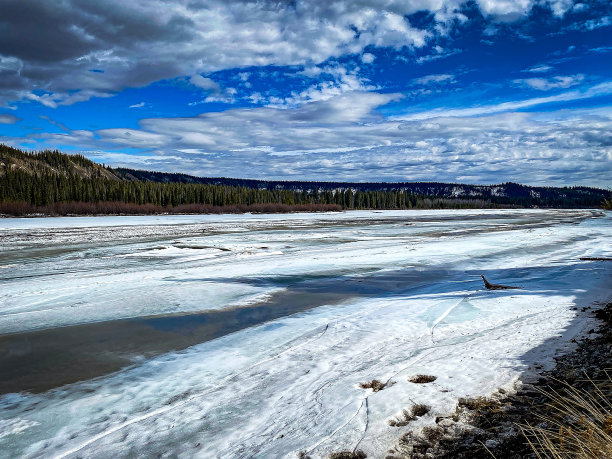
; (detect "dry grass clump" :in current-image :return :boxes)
[359,379,389,392]
[420,425,444,443]
[520,375,612,459]
[457,396,500,412]
[408,375,437,384]
[388,404,431,427]
[327,450,367,459]
[411,404,431,417]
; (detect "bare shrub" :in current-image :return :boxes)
[0,200,341,216]
[0,200,32,216]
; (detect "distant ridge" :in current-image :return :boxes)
[114,166,607,207]
[1,144,610,213]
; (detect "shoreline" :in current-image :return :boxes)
[1,206,605,219]
[384,295,612,459]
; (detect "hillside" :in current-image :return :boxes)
[0,144,119,181]
[116,167,608,208]
[1,144,610,213]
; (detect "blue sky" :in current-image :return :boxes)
[0,0,611,186]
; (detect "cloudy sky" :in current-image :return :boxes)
[1,0,611,186]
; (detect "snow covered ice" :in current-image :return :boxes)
[0,209,610,458]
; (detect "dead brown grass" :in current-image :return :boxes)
[420,425,444,443]
[520,374,612,459]
[388,404,431,427]
[457,396,500,412]
[408,375,437,384]
[328,450,367,459]
[359,379,388,392]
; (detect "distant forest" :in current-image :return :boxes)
[0,145,610,215]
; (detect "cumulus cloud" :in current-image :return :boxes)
[0,0,581,107]
[189,75,221,92]
[361,53,376,64]
[189,75,235,103]
[275,64,377,107]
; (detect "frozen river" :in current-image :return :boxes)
[0,209,610,458]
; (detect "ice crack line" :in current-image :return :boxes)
[352,397,369,453]
[430,294,473,344]
[305,397,367,455]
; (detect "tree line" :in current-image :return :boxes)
[0,166,498,213]
[1,145,608,215]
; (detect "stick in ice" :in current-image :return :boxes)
[481,274,522,290]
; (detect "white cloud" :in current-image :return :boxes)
[477,0,573,20]
[513,74,584,91]
[413,74,456,85]
[95,128,170,148]
[22,90,114,108]
[189,75,235,104]
[129,102,146,108]
[26,89,612,187]
[361,53,375,64]
[416,48,461,64]
[190,75,221,92]
[0,0,581,107]
[524,64,552,73]
[270,64,377,107]
[577,15,612,31]
[0,114,20,124]
[394,81,612,120]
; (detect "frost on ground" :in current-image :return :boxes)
[0,209,610,458]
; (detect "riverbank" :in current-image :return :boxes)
[0,201,343,217]
[386,297,612,459]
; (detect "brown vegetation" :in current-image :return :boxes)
[520,375,612,458]
[456,396,500,411]
[328,450,367,459]
[408,375,437,384]
[389,404,431,427]
[359,379,389,392]
[0,200,341,217]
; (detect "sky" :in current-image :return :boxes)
[0,0,611,187]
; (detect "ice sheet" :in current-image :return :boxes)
[0,209,610,458]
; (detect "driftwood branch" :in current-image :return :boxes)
[481,275,521,290]
[579,257,612,261]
